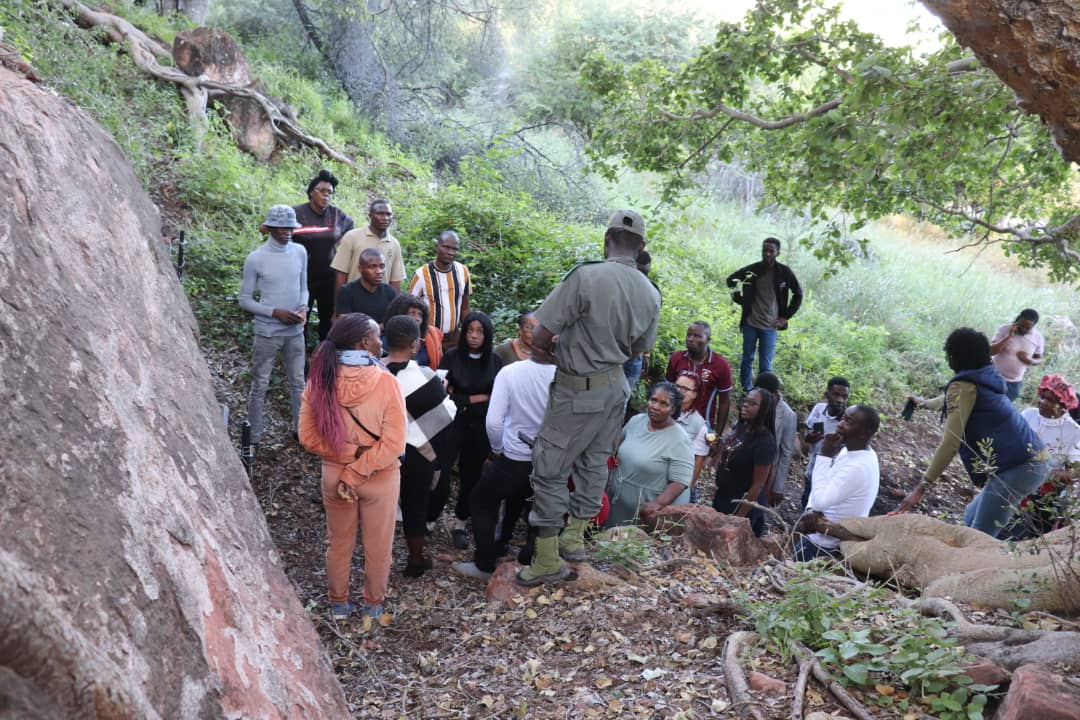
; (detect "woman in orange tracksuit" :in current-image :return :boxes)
[299,313,407,620]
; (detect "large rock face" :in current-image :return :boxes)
[921,0,1080,164]
[0,68,348,718]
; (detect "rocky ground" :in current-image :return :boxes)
[204,343,1063,719]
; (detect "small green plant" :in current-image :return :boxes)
[749,565,1000,720]
[592,528,652,570]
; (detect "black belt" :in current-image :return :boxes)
[554,366,622,391]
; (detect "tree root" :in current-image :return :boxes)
[57,0,354,164]
[790,657,813,720]
[794,643,877,720]
[722,631,768,720]
[691,600,750,619]
[911,596,1080,670]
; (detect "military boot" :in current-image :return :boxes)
[516,534,570,586]
[559,516,590,561]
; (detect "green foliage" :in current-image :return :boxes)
[512,0,705,134]
[592,528,654,569]
[1,0,190,181]
[583,0,1079,281]
[631,190,1079,408]
[750,565,999,720]
[396,155,597,333]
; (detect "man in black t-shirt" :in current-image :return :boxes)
[334,248,398,326]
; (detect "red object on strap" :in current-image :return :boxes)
[567,475,610,527]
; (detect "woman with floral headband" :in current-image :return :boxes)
[1004,374,1080,538]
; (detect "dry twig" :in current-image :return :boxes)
[791,657,814,720]
[794,643,876,720]
[723,631,768,720]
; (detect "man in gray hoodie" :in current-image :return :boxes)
[240,205,309,443]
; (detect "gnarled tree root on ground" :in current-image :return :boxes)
[722,631,768,720]
[829,514,1080,613]
[57,0,353,164]
[913,597,1080,670]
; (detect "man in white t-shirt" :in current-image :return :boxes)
[794,404,881,561]
[409,230,472,343]
[800,376,850,508]
[452,358,556,580]
[990,308,1044,401]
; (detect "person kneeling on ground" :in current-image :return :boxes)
[452,355,557,580]
[711,387,777,536]
[605,382,694,529]
[383,315,457,577]
[793,404,881,561]
[1002,374,1080,539]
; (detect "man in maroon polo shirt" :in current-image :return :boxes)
[665,321,733,430]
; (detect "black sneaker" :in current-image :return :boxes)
[451,528,469,550]
[403,557,434,578]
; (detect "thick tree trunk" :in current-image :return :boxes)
[157,0,210,25]
[0,66,348,719]
[920,0,1080,163]
[326,8,402,138]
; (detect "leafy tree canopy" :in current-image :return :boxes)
[580,0,1080,281]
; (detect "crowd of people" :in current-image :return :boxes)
[239,170,1079,620]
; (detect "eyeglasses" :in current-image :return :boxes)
[675,385,697,393]
[313,187,334,196]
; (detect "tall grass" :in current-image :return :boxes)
[624,188,1079,409]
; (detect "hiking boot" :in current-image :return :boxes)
[559,516,590,562]
[452,561,492,581]
[516,535,570,586]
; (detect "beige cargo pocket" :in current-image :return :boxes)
[533,423,572,482]
[571,396,605,415]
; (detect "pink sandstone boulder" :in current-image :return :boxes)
[0,66,347,718]
[649,504,769,566]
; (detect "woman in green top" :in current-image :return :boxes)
[605,382,694,528]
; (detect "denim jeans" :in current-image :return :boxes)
[623,355,644,389]
[247,332,306,442]
[963,458,1049,538]
[1005,381,1022,401]
[793,536,841,562]
[740,324,778,391]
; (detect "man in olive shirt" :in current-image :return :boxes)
[518,210,661,586]
[331,199,406,294]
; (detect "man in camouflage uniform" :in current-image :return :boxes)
[518,210,661,585]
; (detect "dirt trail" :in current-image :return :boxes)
[207,344,989,717]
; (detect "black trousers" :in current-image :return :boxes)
[713,493,765,537]
[307,279,336,343]
[400,446,435,537]
[470,455,533,572]
[453,417,491,521]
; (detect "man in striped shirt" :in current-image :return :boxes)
[408,231,472,343]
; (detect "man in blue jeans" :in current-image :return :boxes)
[726,238,803,391]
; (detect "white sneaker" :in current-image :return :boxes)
[451,561,492,581]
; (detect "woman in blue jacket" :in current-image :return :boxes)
[896,327,1047,537]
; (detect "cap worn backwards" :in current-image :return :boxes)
[607,209,645,240]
